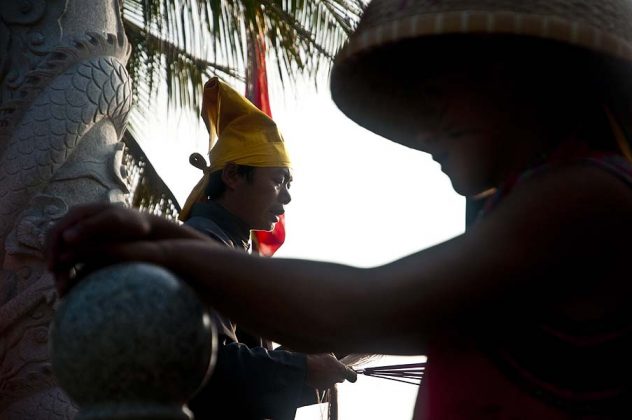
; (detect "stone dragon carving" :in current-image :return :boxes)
[0,0,133,417]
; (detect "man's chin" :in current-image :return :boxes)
[254,222,276,232]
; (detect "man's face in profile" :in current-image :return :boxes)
[233,167,292,231]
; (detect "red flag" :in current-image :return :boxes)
[245,31,286,257]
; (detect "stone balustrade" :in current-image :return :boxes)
[49,263,216,420]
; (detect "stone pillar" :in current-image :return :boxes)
[0,1,132,417]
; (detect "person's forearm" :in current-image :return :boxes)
[161,240,392,354]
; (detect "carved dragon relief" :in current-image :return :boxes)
[0,33,132,255]
[0,0,68,107]
[0,1,134,417]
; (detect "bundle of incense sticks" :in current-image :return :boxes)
[353,362,425,385]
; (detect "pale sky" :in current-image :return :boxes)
[132,70,465,419]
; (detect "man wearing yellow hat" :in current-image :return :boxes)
[180,78,354,420]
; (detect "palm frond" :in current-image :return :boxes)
[121,0,366,117]
[122,131,181,221]
[126,19,241,110]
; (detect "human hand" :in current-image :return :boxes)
[305,353,357,390]
[46,203,208,296]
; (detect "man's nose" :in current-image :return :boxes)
[280,187,291,205]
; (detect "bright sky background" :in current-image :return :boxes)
[133,69,465,419]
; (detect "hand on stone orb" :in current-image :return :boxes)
[46,203,211,297]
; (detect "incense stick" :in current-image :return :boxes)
[353,362,425,386]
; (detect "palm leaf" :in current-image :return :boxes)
[121,0,366,118]
[122,131,181,221]
[126,19,241,112]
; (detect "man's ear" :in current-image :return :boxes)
[220,162,243,190]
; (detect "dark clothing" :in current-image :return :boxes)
[186,201,251,252]
[479,152,632,415]
[186,202,316,420]
[414,152,632,420]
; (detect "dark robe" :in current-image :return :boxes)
[186,202,317,420]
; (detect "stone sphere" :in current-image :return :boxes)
[50,263,216,419]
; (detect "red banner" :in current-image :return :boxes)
[246,31,286,257]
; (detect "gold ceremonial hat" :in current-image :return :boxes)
[179,78,291,221]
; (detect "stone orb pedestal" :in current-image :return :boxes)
[49,263,216,420]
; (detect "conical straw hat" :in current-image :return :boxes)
[331,0,632,148]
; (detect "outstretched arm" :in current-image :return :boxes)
[47,165,632,355]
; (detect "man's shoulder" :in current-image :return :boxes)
[185,216,234,248]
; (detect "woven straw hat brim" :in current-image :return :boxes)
[339,2,632,63]
[331,0,632,149]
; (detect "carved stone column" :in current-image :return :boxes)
[0,1,132,417]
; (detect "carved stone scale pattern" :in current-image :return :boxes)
[0,1,133,418]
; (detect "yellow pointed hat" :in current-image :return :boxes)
[179,78,291,221]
